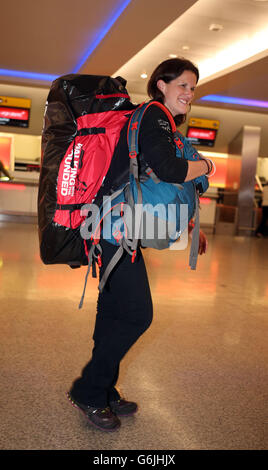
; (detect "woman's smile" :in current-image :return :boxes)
[157,70,197,117]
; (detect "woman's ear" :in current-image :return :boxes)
[157,79,166,94]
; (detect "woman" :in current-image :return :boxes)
[67,58,211,432]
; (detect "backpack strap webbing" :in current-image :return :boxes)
[79,242,102,309]
[127,101,201,271]
[126,101,177,258]
[189,191,200,270]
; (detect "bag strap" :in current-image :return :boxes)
[127,100,179,155]
[126,101,187,261]
[189,191,200,270]
[128,101,201,271]
[127,101,185,176]
[79,242,102,309]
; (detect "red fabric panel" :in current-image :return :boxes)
[53,110,134,228]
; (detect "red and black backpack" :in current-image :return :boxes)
[38,74,136,268]
[38,74,209,306]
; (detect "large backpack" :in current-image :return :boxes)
[38,74,136,268]
[38,74,209,307]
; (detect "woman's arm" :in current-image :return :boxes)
[184,160,209,181]
[139,106,211,183]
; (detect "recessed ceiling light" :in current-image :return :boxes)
[182,45,190,50]
[198,25,268,80]
[140,73,148,79]
[209,23,223,32]
[169,54,178,58]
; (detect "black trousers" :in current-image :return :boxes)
[70,239,153,408]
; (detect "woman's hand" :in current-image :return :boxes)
[198,229,208,255]
[188,224,208,255]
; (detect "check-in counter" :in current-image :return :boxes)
[0,170,39,219]
[1,171,220,229]
[199,186,218,232]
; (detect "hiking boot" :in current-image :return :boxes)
[66,392,121,432]
[109,398,138,416]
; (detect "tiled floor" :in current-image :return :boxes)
[0,222,267,450]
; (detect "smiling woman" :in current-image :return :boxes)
[156,70,197,117]
[67,58,212,433]
[147,57,199,125]
[147,58,211,181]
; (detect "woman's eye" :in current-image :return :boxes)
[178,83,195,91]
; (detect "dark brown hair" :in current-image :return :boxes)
[147,58,199,126]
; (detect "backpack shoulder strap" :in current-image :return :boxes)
[127,101,184,160]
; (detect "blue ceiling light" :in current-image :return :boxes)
[200,94,268,108]
[0,68,58,82]
[0,0,132,82]
[72,0,133,73]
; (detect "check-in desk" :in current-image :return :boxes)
[199,187,218,233]
[1,172,219,228]
[0,170,39,221]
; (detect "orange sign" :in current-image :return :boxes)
[0,96,31,109]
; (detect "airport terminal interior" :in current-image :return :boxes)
[0,0,268,451]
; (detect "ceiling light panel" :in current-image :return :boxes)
[1,0,132,82]
[73,0,132,73]
[115,0,268,97]
[200,94,268,108]
[0,68,58,82]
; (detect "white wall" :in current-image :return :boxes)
[257,157,268,180]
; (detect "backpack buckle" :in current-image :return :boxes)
[131,250,137,263]
[112,229,123,243]
[174,137,184,149]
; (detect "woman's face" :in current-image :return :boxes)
[157,70,197,117]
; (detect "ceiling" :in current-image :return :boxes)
[1,0,268,115]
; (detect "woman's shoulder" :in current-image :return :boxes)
[140,101,173,132]
[142,101,171,118]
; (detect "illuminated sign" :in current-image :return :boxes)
[0,96,31,128]
[186,117,220,147]
[187,128,216,141]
